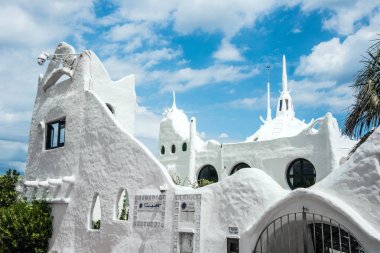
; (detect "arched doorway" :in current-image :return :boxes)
[230,162,250,175]
[198,165,218,183]
[254,208,366,253]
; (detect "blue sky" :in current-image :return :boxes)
[0,0,379,174]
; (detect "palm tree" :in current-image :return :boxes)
[344,38,380,155]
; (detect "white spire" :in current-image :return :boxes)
[266,65,272,122]
[276,54,295,118]
[282,55,288,93]
[172,91,177,109]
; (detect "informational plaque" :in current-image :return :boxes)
[229,226,239,235]
[133,194,166,228]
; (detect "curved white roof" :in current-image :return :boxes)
[246,115,307,142]
[160,92,190,139]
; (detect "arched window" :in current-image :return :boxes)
[286,158,316,190]
[198,165,218,183]
[182,142,187,152]
[116,189,129,221]
[90,193,101,230]
[106,103,115,114]
[161,146,165,155]
[171,144,176,154]
[230,162,250,175]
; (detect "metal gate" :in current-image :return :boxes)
[254,207,366,253]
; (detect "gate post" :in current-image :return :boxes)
[302,207,308,253]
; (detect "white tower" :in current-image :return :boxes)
[276,55,295,118]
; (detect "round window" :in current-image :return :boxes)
[230,162,250,175]
[286,158,316,190]
[182,142,187,152]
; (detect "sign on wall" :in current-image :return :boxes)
[229,226,239,235]
[133,194,166,228]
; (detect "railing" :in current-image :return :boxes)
[253,207,365,253]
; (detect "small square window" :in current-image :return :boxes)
[46,118,65,150]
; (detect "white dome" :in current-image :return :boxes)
[246,115,307,142]
[160,104,190,139]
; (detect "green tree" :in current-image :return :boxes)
[0,169,20,207]
[0,169,53,253]
[344,39,380,154]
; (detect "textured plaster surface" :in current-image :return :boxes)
[25,43,380,252]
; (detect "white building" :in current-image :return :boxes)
[159,55,355,189]
[23,42,380,252]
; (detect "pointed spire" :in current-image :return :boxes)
[282,55,288,93]
[172,91,177,109]
[266,65,272,122]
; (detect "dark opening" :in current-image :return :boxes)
[46,118,65,150]
[198,165,218,183]
[182,142,187,152]
[279,100,283,111]
[285,99,289,110]
[230,162,250,175]
[227,238,239,253]
[171,144,176,154]
[106,103,115,114]
[161,146,165,155]
[287,158,316,190]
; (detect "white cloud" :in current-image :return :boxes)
[229,98,258,110]
[0,1,94,48]
[295,14,380,82]
[198,131,206,139]
[218,133,229,138]
[298,0,380,35]
[158,65,259,92]
[0,139,28,172]
[213,39,244,62]
[288,79,353,111]
[133,48,182,69]
[112,0,286,38]
[134,105,161,140]
[104,54,259,92]
[292,28,301,34]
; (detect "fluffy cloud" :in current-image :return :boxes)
[218,133,229,138]
[104,55,259,92]
[288,79,353,111]
[213,39,244,62]
[0,140,28,173]
[298,0,380,35]
[0,1,94,48]
[296,14,380,82]
[134,105,161,140]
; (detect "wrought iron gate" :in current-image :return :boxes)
[253,207,366,253]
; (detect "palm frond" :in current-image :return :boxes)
[344,37,380,141]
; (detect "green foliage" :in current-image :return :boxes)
[92,220,101,229]
[193,179,215,188]
[171,173,183,185]
[171,173,216,188]
[0,169,20,207]
[0,201,52,253]
[119,193,129,221]
[344,38,380,154]
[0,169,53,253]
